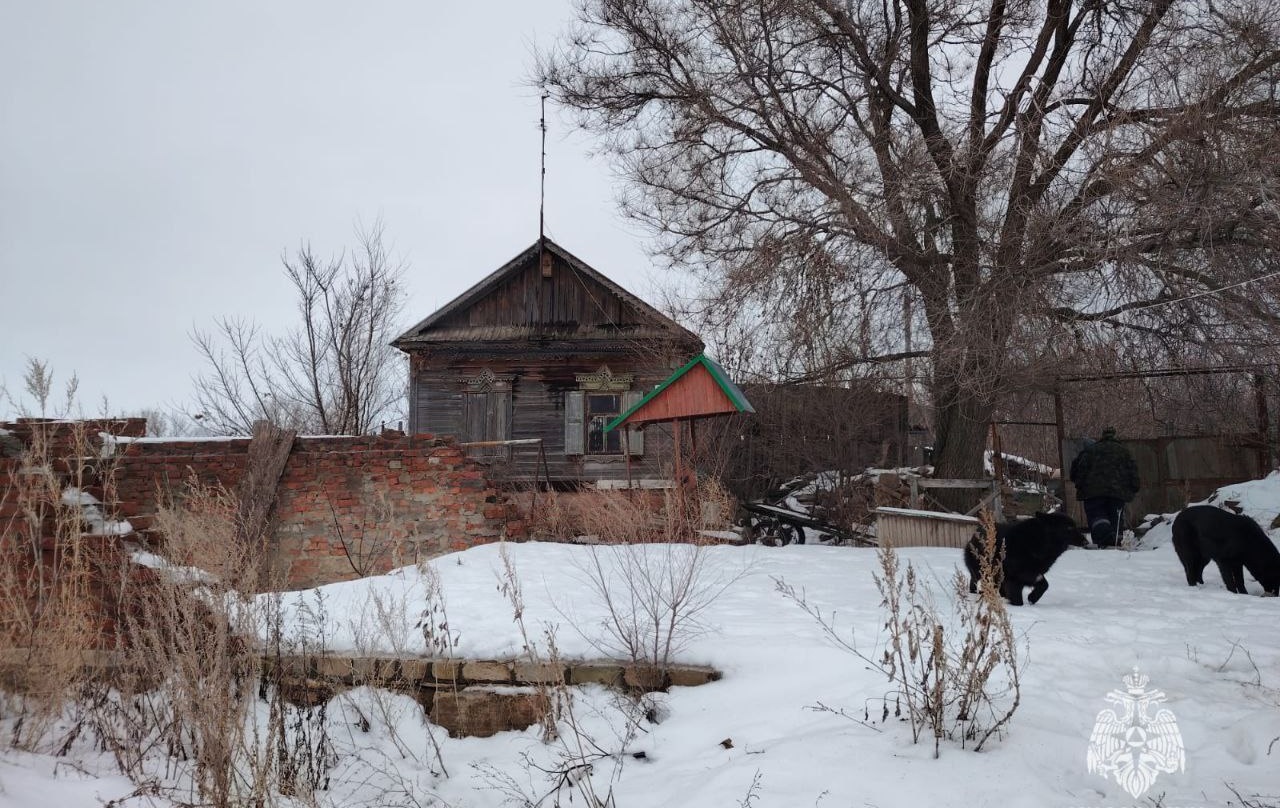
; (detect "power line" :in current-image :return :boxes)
[1099,266,1280,322]
[1058,364,1277,383]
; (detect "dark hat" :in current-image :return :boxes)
[1101,427,1117,440]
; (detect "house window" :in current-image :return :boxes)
[586,394,623,454]
[564,366,643,457]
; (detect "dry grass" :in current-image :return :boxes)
[777,512,1022,757]
[485,541,644,808]
[0,421,113,749]
[872,514,1022,755]
[525,479,750,681]
[108,478,279,806]
[526,478,736,545]
[571,539,743,672]
[0,431,343,807]
[522,488,579,542]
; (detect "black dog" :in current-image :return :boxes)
[964,511,1082,606]
[1171,505,1280,595]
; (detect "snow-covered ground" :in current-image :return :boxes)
[6,480,1280,807]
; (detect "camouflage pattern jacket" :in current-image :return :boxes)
[1070,437,1140,502]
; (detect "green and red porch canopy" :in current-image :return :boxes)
[606,354,755,431]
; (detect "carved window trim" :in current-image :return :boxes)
[457,367,514,393]
[574,366,633,393]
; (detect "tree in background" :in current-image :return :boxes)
[192,224,406,436]
[542,0,1280,478]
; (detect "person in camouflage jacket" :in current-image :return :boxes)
[1069,427,1140,547]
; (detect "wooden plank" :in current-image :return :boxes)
[623,390,644,455]
[873,507,981,524]
[236,421,297,588]
[912,479,994,489]
[492,390,512,452]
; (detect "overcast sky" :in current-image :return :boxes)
[0,1,662,420]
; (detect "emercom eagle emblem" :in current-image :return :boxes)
[1087,667,1185,798]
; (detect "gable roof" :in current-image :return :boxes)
[392,238,702,348]
[607,353,755,430]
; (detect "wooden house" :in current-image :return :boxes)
[392,238,704,486]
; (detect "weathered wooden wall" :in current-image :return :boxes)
[410,355,684,485]
[435,251,634,329]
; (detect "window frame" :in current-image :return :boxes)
[586,393,625,455]
[564,367,643,458]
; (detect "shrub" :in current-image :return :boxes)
[778,512,1021,756]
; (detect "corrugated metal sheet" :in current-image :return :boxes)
[874,508,980,548]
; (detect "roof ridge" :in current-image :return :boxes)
[391,237,700,348]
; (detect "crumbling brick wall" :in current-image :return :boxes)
[111,438,252,531]
[270,435,522,588]
[5,421,525,593]
[109,433,522,590]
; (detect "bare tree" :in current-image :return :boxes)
[192,223,406,435]
[125,407,207,437]
[542,0,1280,477]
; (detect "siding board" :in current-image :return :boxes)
[410,358,677,484]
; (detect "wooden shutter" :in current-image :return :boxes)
[462,391,511,457]
[462,393,485,442]
[622,390,644,456]
[492,391,512,441]
[564,391,585,455]
[491,391,512,458]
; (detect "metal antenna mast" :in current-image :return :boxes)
[539,91,549,242]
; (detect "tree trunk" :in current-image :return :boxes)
[932,393,991,478]
[928,348,996,513]
[929,389,993,512]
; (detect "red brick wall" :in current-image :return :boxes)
[270,435,522,589]
[105,433,522,590]
[111,437,252,532]
[3,418,146,458]
[1,445,148,649]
